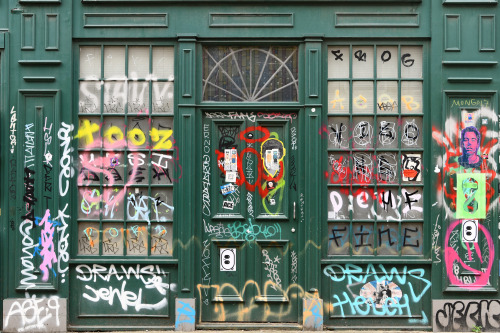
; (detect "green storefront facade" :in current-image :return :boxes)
[0,0,499,331]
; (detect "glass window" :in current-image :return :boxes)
[77,45,175,257]
[202,46,299,102]
[327,44,424,257]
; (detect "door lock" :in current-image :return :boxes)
[293,202,296,220]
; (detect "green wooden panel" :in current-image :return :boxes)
[480,15,495,51]
[322,263,432,328]
[73,4,430,39]
[83,13,168,28]
[209,13,294,27]
[14,90,61,291]
[335,13,419,27]
[68,264,177,327]
[444,15,460,51]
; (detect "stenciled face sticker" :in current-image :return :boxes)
[260,138,286,177]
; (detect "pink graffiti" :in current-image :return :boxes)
[444,220,494,290]
[39,209,57,281]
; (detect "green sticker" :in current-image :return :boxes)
[456,173,486,219]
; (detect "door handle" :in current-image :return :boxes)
[293,201,296,220]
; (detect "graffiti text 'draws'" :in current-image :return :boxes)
[444,220,494,290]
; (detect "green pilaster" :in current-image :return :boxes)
[177,33,197,297]
[304,36,323,295]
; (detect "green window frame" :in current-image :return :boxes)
[75,44,176,258]
[325,43,428,258]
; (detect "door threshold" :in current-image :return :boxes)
[197,322,302,330]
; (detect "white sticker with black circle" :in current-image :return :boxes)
[220,248,236,271]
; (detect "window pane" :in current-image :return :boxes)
[353,81,373,113]
[352,223,374,255]
[401,116,423,148]
[377,46,398,78]
[103,188,125,220]
[377,81,398,113]
[401,81,423,113]
[151,223,173,255]
[377,152,398,184]
[127,188,150,221]
[104,46,126,79]
[126,224,148,256]
[352,117,374,149]
[352,46,373,78]
[402,187,424,220]
[328,81,349,113]
[328,223,350,255]
[128,82,149,114]
[352,188,375,220]
[79,81,101,114]
[377,188,399,221]
[103,81,126,114]
[327,117,350,149]
[376,116,399,149]
[78,222,100,255]
[77,117,101,149]
[78,187,101,219]
[152,82,174,114]
[377,223,399,255]
[128,46,150,79]
[352,152,374,185]
[327,152,350,184]
[80,46,101,79]
[401,46,423,78]
[102,223,124,255]
[328,189,349,219]
[153,46,174,80]
[401,222,423,255]
[402,153,423,183]
[328,46,349,78]
[102,117,126,149]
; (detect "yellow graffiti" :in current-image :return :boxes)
[75,119,100,145]
[330,89,345,110]
[354,94,368,109]
[378,93,395,104]
[150,127,173,149]
[127,128,147,146]
[197,279,305,322]
[402,95,420,111]
[103,126,124,145]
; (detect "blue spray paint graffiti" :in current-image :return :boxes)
[175,300,195,330]
[323,263,431,318]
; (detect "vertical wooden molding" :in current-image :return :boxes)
[444,14,460,52]
[182,49,193,98]
[45,14,59,50]
[21,13,35,50]
[179,111,194,293]
[303,36,323,294]
[308,49,319,98]
[480,15,495,51]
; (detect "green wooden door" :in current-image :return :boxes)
[199,111,300,322]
